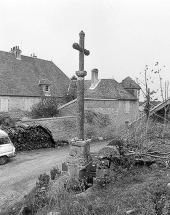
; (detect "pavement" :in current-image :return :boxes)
[0,139,110,210]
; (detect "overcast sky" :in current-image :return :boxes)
[0,0,170,100]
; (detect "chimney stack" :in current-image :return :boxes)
[91,68,98,88]
[30,53,37,58]
[33,53,37,58]
[10,46,21,60]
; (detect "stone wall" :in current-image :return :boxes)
[59,99,139,127]
[59,100,77,116]
[22,115,116,142]
[22,116,77,141]
[21,99,139,142]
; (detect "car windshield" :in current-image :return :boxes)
[0,137,10,145]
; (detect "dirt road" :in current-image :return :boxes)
[0,139,110,210]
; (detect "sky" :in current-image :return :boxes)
[0,0,170,101]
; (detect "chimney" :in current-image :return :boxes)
[31,53,37,58]
[33,53,37,58]
[91,68,98,88]
[10,46,21,60]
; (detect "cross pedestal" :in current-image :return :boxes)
[66,31,92,180]
[66,138,92,179]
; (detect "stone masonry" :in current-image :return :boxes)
[66,138,92,179]
[66,31,92,180]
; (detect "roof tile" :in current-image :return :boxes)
[121,76,141,89]
[0,51,70,97]
[68,78,137,100]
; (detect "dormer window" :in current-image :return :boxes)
[38,79,52,96]
[44,85,49,92]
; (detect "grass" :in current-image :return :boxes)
[2,165,170,215]
[2,119,170,215]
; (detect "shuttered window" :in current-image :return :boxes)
[0,98,9,112]
[24,99,33,111]
[125,101,130,113]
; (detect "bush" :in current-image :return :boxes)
[2,124,55,151]
[84,124,96,139]
[30,97,59,119]
[85,109,111,127]
[50,166,61,180]
[0,112,16,127]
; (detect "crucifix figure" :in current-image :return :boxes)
[73,31,90,140]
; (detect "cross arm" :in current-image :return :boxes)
[72,43,90,56]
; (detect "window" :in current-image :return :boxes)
[44,86,49,92]
[0,137,10,145]
[125,101,130,113]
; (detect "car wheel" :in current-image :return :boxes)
[0,156,8,165]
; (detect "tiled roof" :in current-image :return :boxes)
[121,76,141,89]
[68,78,137,100]
[67,79,91,98]
[38,79,52,86]
[85,79,137,100]
[0,51,70,97]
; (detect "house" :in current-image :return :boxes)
[59,69,141,127]
[0,46,70,112]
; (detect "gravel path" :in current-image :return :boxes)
[0,139,110,210]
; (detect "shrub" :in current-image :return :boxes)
[85,109,111,127]
[26,173,51,214]
[2,124,55,151]
[0,112,16,127]
[30,97,59,119]
[50,166,61,180]
[84,124,96,139]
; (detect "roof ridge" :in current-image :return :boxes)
[0,50,70,97]
[0,50,53,63]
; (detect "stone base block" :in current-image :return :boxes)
[79,161,92,180]
[68,161,92,180]
[67,138,92,180]
[68,164,80,179]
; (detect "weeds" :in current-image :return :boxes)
[50,166,61,180]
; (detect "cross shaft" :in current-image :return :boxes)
[73,31,90,140]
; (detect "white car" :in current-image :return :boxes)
[0,129,16,165]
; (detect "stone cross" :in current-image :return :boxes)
[65,32,91,180]
[73,31,90,140]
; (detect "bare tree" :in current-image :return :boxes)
[154,62,169,135]
[136,64,158,120]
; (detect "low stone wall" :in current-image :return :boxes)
[22,115,117,142]
[22,116,77,142]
